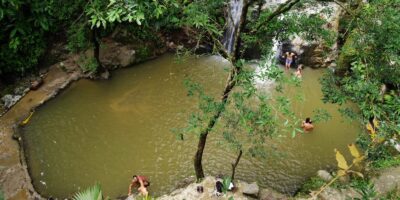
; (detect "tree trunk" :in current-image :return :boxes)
[194,0,250,180]
[194,0,298,180]
[231,150,243,181]
[194,70,238,179]
[91,28,106,75]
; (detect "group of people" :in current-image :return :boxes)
[283,51,315,132]
[282,51,303,78]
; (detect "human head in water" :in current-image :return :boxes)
[297,64,303,70]
[305,117,312,123]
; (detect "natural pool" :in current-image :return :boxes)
[21,54,361,198]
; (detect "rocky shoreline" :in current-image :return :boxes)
[0,37,168,200]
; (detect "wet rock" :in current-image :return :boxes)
[175,176,196,189]
[167,41,177,49]
[277,2,341,68]
[30,78,43,90]
[1,94,22,109]
[259,188,288,200]
[100,70,111,80]
[317,170,333,182]
[99,41,136,68]
[241,182,259,197]
[372,166,400,195]
[194,44,213,54]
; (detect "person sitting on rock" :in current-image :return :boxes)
[301,117,314,132]
[128,175,150,196]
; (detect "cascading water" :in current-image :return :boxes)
[254,39,281,87]
[254,2,341,86]
[223,0,244,53]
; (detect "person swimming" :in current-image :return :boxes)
[294,65,303,78]
[301,117,314,132]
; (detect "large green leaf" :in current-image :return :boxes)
[72,184,102,200]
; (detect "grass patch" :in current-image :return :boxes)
[381,188,400,200]
[297,177,326,196]
[370,156,400,170]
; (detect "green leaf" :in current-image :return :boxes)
[72,184,102,200]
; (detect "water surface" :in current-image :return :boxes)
[22,54,360,198]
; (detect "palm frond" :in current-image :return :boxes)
[72,183,103,200]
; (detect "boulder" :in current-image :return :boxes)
[317,170,333,182]
[99,41,136,68]
[259,188,288,200]
[30,78,43,90]
[241,182,259,197]
[372,166,400,195]
[318,187,361,200]
[1,94,22,109]
[100,70,111,80]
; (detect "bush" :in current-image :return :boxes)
[67,23,90,53]
[79,56,98,74]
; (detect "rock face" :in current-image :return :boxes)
[372,166,400,195]
[278,2,341,68]
[259,188,288,200]
[241,182,260,197]
[154,177,287,200]
[99,40,137,68]
[318,187,361,200]
[157,176,249,200]
[1,94,22,109]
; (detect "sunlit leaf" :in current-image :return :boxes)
[373,118,379,128]
[348,143,361,158]
[335,149,349,170]
[337,169,346,176]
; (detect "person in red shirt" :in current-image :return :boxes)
[128,175,150,196]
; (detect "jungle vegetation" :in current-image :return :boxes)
[1,0,399,197]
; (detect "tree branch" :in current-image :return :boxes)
[255,0,301,31]
[332,0,355,16]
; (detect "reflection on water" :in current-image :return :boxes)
[22,54,360,198]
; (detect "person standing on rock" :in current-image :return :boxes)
[283,52,297,70]
[128,175,150,196]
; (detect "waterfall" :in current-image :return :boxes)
[254,39,281,87]
[223,0,244,53]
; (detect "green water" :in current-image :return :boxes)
[22,54,361,198]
